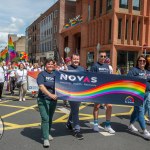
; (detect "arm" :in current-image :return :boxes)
[39,84,57,100]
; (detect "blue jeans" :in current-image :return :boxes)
[130,106,146,130]
[67,101,81,132]
[144,92,150,118]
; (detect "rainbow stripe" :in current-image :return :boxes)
[56,80,146,101]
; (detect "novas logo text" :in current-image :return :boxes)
[60,74,97,83]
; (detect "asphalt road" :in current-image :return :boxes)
[0,90,150,150]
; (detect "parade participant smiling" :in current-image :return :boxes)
[128,55,150,139]
[37,58,57,148]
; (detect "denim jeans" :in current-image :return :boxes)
[67,101,81,132]
[37,97,57,140]
[130,105,146,130]
[144,92,150,118]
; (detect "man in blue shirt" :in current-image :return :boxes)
[90,51,115,134]
[66,53,85,140]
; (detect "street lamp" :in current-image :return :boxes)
[64,47,70,57]
[96,43,100,61]
[143,43,147,56]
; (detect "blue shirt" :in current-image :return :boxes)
[67,65,85,72]
[37,70,55,100]
[90,62,110,74]
[127,67,150,91]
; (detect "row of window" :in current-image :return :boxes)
[40,10,58,28]
[40,25,57,40]
[93,0,141,18]
[40,39,57,52]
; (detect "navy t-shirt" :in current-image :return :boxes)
[67,65,85,72]
[37,70,55,100]
[90,62,110,74]
[127,67,150,91]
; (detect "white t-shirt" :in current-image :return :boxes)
[109,65,113,74]
[0,67,5,83]
[16,69,27,83]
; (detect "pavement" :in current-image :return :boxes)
[0,89,150,150]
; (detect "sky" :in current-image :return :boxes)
[0,0,57,50]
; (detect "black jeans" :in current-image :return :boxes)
[10,77,16,94]
[0,82,4,99]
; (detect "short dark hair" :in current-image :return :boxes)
[71,53,80,59]
[44,58,55,66]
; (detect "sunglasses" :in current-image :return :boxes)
[100,55,106,58]
[138,59,146,63]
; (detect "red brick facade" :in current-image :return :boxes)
[60,0,150,73]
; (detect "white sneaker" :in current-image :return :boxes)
[128,124,138,132]
[19,98,22,101]
[43,139,50,148]
[104,126,115,134]
[93,124,99,132]
[22,98,26,101]
[49,135,53,141]
[0,99,1,101]
[143,129,150,140]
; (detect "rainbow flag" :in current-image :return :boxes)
[8,36,16,62]
[0,48,8,59]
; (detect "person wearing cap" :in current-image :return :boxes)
[90,51,115,134]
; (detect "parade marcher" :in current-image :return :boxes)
[66,53,85,140]
[127,55,150,139]
[144,55,150,124]
[37,58,57,148]
[15,63,28,101]
[0,62,5,101]
[8,63,17,95]
[90,51,115,134]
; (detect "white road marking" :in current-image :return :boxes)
[57,107,70,114]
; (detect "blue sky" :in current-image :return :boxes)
[0,0,57,50]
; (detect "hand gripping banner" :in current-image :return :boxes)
[55,71,146,106]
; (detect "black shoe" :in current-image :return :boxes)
[100,105,105,109]
[74,131,84,140]
[66,123,73,130]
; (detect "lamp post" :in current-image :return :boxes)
[64,47,70,58]
[96,43,100,61]
[143,43,147,57]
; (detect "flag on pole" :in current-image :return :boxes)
[8,36,16,62]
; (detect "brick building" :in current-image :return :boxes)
[60,0,150,73]
[26,0,76,63]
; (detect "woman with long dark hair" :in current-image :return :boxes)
[127,55,150,139]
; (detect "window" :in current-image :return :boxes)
[107,0,112,11]
[118,18,122,39]
[54,10,58,18]
[131,20,134,40]
[125,19,128,39]
[133,0,140,11]
[119,0,128,9]
[100,0,103,15]
[93,0,96,18]
[109,19,112,40]
[137,21,140,40]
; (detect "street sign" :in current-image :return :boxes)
[48,51,54,59]
[64,47,70,53]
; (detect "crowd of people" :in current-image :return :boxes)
[0,53,150,148]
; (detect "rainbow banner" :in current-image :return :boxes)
[55,71,146,106]
[8,36,16,62]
